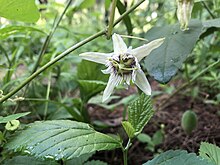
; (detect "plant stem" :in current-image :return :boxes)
[32,0,73,73]
[107,0,118,39]
[123,138,131,165]
[0,0,146,104]
[43,72,52,120]
[12,0,73,113]
[201,1,216,19]
[158,59,220,110]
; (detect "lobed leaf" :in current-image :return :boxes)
[143,150,215,165]
[5,120,121,160]
[143,19,203,83]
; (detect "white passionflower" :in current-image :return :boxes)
[80,33,164,102]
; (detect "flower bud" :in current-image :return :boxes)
[176,0,194,31]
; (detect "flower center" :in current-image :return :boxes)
[110,53,137,76]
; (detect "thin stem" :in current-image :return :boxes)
[158,59,220,110]
[12,0,73,114]
[123,139,131,165]
[43,72,52,120]
[201,1,216,19]
[0,0,146,104]
[107,0,118,39]
[113,0,145,26]
[32,0,73,73]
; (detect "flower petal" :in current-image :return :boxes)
[134,69,151,95]
[112,33,127,55]
[132,38,165,61]
[102,74,122,102]
[79,52,113,64]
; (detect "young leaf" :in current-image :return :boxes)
[199,142,220,165]
[143,19,203,83]
[143,150,215,165]
[122,121,135,139]
[0,26,45,40]
[0,112,30,124]
[0,0,40,23]
[5,120,121,160]
[128,94,154,134]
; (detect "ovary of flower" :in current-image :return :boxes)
[80,33,164,102]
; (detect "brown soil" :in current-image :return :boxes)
[88,83,220,165]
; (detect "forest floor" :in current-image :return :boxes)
[88,80,220,165]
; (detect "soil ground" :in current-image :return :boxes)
[88,81,220,165]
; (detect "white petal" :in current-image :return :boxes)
[134,69,151,95]
[102,66,112,74]
[103,74,121,102]
[112,33,127,55]
[132,38,165,61]
[79,52,113,64]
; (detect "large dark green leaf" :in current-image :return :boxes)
[3,156,58,165]
[199,142,220,165]
[143,150,215,165]
[5,120,121,160]
[0,26,45,40]
[0,0,40,23]
[116,1,133,35]
[143,19,203,83]
[127,94,154,135]
[202,18,220,28]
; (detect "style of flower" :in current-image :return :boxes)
[80,33,164,102]
[176,0,194,31]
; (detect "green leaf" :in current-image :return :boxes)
[84,160,108,165]
[203,18,220,28]
[77,60,108,102]
[116,1,133,35]
[137,133,152,144]
[65,153,94,165]
[3,156,58,165]
[143,19,203,83]
[0,26,45,40]
[78,80,107,102]
[77,60,108,81]
[128,94,154,134]
[0,0,40,23]
[143,150,215,165]
[0,112,30,124]
[5,120,121,160]
[199,142,220,165]
[122,121,135,139]
[152,130,164,146]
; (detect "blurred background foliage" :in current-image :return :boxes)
[0,0,219,122]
